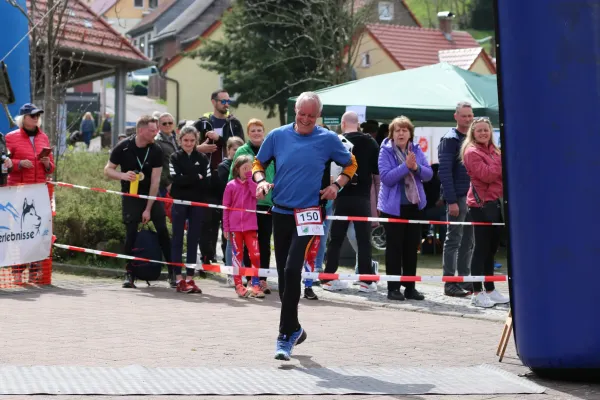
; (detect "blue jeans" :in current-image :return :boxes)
[225,237,233,267]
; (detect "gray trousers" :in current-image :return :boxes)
[442,196,474,276]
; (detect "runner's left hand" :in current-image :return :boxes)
[320,184,338,200]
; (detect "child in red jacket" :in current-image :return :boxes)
[222,155,264,299]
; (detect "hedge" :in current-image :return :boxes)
[53,151,125,260]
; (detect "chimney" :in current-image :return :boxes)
[437,11,455,41]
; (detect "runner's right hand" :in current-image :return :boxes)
[256,181,273,200]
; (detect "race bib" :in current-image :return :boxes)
[294,207,324,236]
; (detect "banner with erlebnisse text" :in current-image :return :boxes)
[0,183,52,267]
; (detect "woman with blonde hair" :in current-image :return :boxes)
[80,111,96,148]
[461,117,509,308]
[378,116,432,301]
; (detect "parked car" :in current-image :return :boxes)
[127,66,157,86]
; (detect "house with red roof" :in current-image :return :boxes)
[353,13,496,79]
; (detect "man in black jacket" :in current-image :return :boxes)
[323,111,379,293]
[195,89,245,264]
[438,101,475,297]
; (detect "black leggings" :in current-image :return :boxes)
[273,212,316,335]
[381,206,422,292]
[468,206,502,292]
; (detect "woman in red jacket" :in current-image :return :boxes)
[461,117,508,308]
[5,103,55,285]
[5,103,55,185]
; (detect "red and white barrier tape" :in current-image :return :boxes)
[49,181,269,214]
[53,243,507,283]
[50,182,505,227]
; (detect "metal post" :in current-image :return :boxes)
[113,67,127,148]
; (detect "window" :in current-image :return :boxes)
[139,36,145,55]
[148,0,157,8]
[378,1,394,21]
[134,0,143,8]
[361,52,371,68]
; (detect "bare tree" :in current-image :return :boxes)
[8,0,84,151]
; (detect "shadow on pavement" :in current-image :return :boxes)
[0,283,86,301]
[292,355,433,398]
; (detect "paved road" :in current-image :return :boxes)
[1,274,598,400]
[105,88,167,125]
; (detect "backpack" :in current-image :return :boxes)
[129,225,163,285]
[330,135,354,181]
[330,135,358,186]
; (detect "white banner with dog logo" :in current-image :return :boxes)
[0,183,52,267]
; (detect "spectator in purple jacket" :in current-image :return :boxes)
[378,116,433,301]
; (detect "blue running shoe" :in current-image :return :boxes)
[494,261,502,269]
[274,327,307,361]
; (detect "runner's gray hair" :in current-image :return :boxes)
[295,91,323,113]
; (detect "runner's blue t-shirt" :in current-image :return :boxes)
[256,123,352,215]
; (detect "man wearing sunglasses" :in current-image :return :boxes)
[195,89,245,264]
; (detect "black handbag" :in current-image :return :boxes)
[471,184,502,223]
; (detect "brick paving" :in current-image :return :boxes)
[0,273,598,400]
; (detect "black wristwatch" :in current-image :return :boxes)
[333,181,342,191]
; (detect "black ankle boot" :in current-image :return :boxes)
[387,290,405,301]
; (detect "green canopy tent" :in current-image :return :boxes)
[287,63,499,126]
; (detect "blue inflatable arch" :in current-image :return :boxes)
[496,0,600,380]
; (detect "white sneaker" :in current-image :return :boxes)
[354,260,379,285]
[322,280,347,291]
[358,282,378,293]
[471,292,496,308]
[226,275,235,287]
[487,290,509,304]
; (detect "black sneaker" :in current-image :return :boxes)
[304,287,318,300]
[444,283,468,297]
[460,282,474,293]
[387,290,405,301]
[404,288,425,300]
[122,272,136,289]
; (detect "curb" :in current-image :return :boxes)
[51,262,504,323]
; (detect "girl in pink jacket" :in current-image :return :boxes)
[222,155,264,298]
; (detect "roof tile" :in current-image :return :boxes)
[367,23,481,69]
[28,0,149,63]
[438,47,483,70]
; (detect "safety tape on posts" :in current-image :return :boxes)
[49,182,505,227]
[53,243,508,283]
